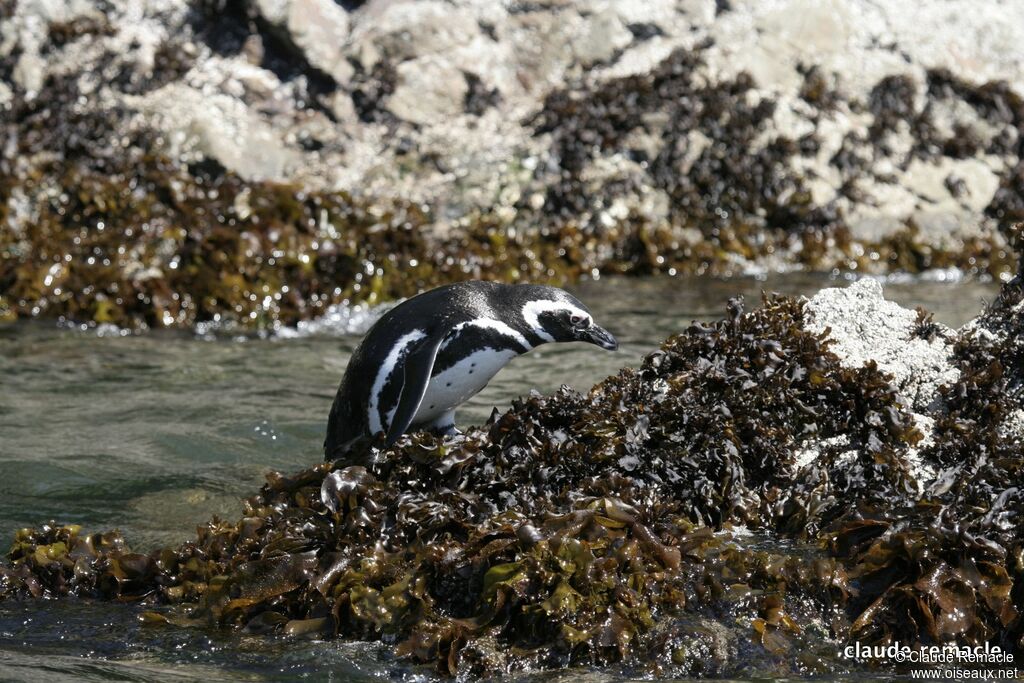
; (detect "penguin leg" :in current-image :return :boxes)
[425,409,459,436]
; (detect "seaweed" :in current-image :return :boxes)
[988,162,1024,231]
[797,64,841,112]
[818,273,1024,654]
[9,286,1020,677]
[46,16,116,51]
[0,64,587,331]
[464,73,502,117]
[531,47,836,245]
[868,75,918,141]
[912,306,942,342]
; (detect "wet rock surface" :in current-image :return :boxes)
[2,0,1024,329]
[3,278,1022,677]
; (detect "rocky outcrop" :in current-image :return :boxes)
[2,0,1023,328]
[3,277,1023,676]
[251,0,352,84]
[806,279,960,413]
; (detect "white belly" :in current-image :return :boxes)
[413,347,518,425]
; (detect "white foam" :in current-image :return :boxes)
[274,301,392,338]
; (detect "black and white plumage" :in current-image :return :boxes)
[324,281,618,460]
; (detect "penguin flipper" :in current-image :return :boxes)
[385,331,446,447]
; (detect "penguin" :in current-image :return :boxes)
[324,280,618,460]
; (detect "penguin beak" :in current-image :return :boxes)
[581,324,618,351]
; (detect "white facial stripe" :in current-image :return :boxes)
[521,299,590,342]
[367,330,427,434]
[442,318,532,352]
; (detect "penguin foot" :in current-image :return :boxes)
[433,424,460,437]
[325,433,383,465]
[424,409,459,437]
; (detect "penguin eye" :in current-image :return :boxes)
[569,314,587,327]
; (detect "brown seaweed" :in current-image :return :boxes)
[5,285,1021,677]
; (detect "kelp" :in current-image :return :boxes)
[2,286,1023,677]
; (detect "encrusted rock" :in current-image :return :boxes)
[252,0,353,84]
[125,83,301,181]
[805,278,959,411]
[571,7,632,67]
[387,56,468,126]
[2,0,1024,328]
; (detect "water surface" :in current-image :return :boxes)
[0,274,1000,681]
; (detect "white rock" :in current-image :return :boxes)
[596,35,674,81]
[928,96,1007,151]
[904,159,954,204]
[844,182,919,242]
[125,83,300,182]
[349,0,480,66]
[497,9,582,98]
[607,0,684,30]
[702,0,1024,101]
[572,7,633,67]
[804,278,959,411]
[676,0,717,27]
[387,56,468,126]
[253,0,352,84]
[12,50,45,96]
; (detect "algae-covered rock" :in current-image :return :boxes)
[2,0,1024,329]
[3,278,1022,677]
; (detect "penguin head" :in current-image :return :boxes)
[516,286,619,351]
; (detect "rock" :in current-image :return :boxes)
[12,49,46,96]
[844,210,908,244]
[386,56,468,126]
[571,7,633,67]
[496,8,580,99]
[838,176,922,242]
[927,96,1007,152]
[0,80,12,109]
[348,0,481,67]
[3,0,1024,329]
[712,0,857,94]
[676,0,717,27]
[1000,407,1024,441]
[597,35,675,80]
[252,0,353,84]
[903,157,1001,211]
[2,0,100,97]
[608,0,686,31]
[125,83,301,182]
[804,278,959,411]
